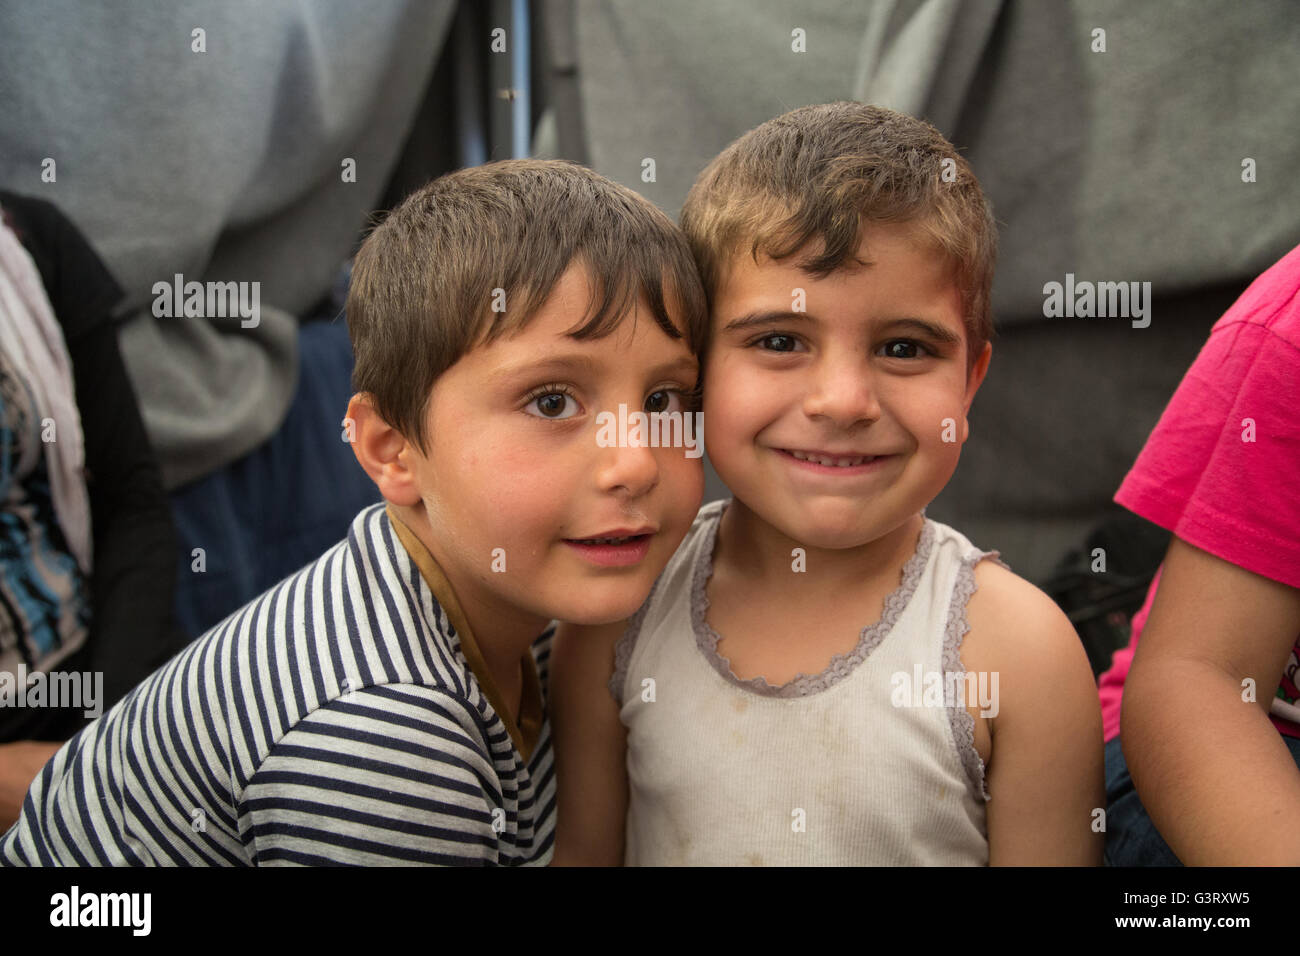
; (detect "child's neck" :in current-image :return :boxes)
[394,504,549,722]
[441,577,546,720]
[717,499,926,600]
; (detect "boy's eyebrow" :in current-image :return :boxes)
[722,310,813,333]
[647,355,702,379]
[489,352,699,384]
[723,310,962,345]
[878,317,963,346]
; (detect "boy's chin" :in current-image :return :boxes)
[766,503,909,552]
[548,589,650,627]
[787,528,877,552]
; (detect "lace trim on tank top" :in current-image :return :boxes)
[944,548,1012,803]
[608,573,665,702]
[693,501,937,699]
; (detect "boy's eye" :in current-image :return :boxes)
[879,339,929,360]
[644,388,691,415]
[524,387,580,419]
[754,333,803,352]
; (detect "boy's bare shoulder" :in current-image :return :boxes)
[961,557,1086,681]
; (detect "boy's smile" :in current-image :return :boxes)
[388,263,704,647]
[704,220,991,555]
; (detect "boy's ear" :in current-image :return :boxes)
[963,341,992,413]
[345,393,423,506]
[960,341,992,443]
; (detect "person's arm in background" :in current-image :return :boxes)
[550,619,629,865]
[72,318,188,707]
[1122,536,1300,864]
[0,742,60,830]
[17,194,187,711]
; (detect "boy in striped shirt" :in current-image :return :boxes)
[0,160,708,865]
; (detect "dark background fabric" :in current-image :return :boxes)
[0,192,188,741]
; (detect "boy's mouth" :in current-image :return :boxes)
[566,534,646,545]
[779,448,887,468]
[564,525,656,545]
[562,530,655,567]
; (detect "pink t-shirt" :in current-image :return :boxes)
[1098,241,1300,742]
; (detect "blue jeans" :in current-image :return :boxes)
[168,317,381,638]
[1104,733,1300,865]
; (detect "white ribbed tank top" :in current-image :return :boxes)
[610,499,1007,866]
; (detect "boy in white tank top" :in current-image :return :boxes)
[552,103,1103,865]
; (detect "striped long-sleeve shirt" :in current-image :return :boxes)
[0,503,556,865]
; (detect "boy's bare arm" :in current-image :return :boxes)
[0,741,61,830]
[550,619,630,866]
[1122,536,1300,865]
[966,561,1105,865]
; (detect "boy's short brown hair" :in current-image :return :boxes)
[679,102,997,371]
[348,158,708,453]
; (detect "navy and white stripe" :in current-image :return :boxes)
[0,504,555,866]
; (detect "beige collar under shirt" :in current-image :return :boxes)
[387,505,544,762]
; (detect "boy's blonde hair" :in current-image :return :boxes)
[679,102,996,371]
[348,159,708,454]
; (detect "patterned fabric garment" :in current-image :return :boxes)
[1,504,555,866]
[0,342,91,678]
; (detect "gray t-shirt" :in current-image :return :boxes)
[0,0,455,488]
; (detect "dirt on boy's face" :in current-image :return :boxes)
[703,220,990,552]
[407,263,704,633]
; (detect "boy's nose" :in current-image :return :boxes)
[802,358,883,427]
[594,431,661,499]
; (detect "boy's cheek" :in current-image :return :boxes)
[660,453,705,539]
[680,458,706,516]
[702,371,780,436]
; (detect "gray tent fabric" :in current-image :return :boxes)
[850,0,1004,135]
[536,0,1300,581]
[0,0,456,489]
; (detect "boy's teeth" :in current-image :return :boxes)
[790,450,875,467]
[580,536,633,545]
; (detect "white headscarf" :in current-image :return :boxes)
[0,206,93,574]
